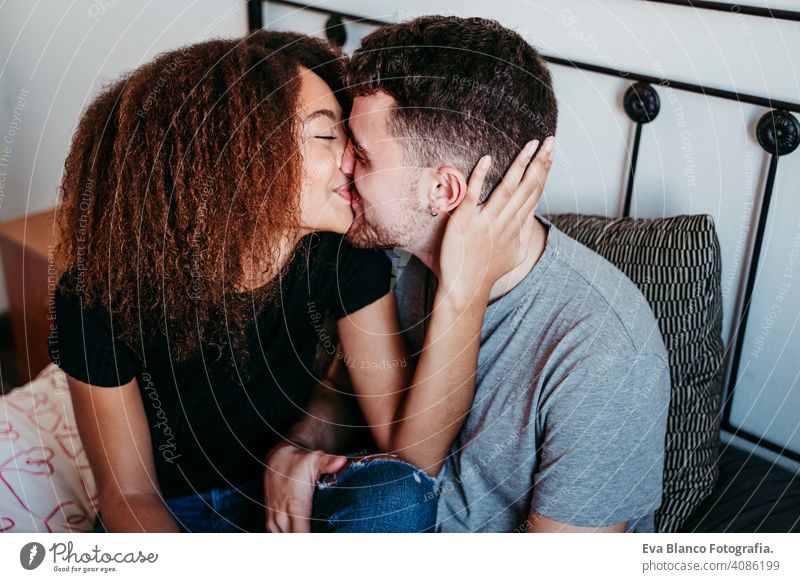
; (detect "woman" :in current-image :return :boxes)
[49,31,550,533]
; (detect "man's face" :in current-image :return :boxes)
[342,91,433,249]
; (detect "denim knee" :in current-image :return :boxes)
[312,455,438,533]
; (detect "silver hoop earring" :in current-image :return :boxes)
[430,208,439,217]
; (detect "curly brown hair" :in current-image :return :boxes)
[55,31,347,364]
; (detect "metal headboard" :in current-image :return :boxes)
[247,0,800,462]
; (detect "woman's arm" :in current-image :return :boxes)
[68,374,180,532]
[336,287,485,476]
[338,138,554,475]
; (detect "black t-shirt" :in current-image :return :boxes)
[47,232,392,498]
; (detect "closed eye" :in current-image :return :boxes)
[315,135,338,140]
[353,144,368,162]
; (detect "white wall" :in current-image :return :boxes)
[263,0,800,459]
[0,0,248,307]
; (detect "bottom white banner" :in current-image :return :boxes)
[2,533,798,581]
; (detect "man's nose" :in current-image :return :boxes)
[341,140,356,177]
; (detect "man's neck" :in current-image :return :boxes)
[408,216,548,304]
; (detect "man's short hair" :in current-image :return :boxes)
[347,15,558,201]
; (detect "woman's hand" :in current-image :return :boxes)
[263,442,347,533]
[438,136,555,307]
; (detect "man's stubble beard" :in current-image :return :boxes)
[345,180,432,250]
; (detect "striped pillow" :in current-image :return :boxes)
[544,213,725,532]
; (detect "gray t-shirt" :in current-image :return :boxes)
[391,215,670,532]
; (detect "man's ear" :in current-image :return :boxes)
[428,165,468,213]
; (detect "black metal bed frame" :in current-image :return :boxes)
[247,0,800,463]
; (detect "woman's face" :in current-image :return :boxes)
[296,66,353,234]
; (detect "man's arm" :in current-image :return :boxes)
[525,510,627,533]
[526,350,670,534]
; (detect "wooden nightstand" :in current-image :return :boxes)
[0,207,58,384]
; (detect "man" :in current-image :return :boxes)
[267,15,670,533]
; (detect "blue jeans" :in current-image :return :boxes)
[92,476,266,533]
[92,456,437,533]
[311,453,438,533]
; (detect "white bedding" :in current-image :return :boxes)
[0,364,97,532]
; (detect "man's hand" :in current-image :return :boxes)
[263,442,347,533]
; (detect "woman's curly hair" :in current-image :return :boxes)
[55,31,348,364]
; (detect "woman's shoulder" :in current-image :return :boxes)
[52,269,82,308]
[51,269,117,335]
[48,269,141,385]
[54,268,77,291]
[53,269,92,308]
